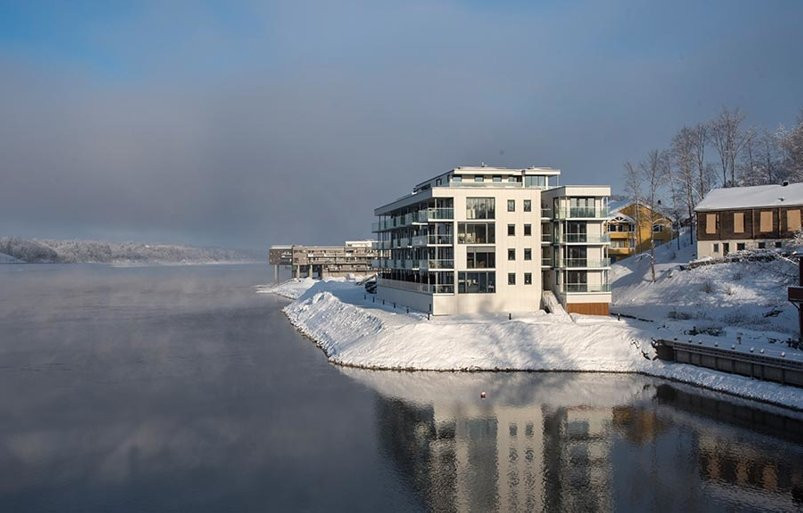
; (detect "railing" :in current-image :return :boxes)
[541,257,553,267]
[560,283,611,293]
[553,207,609,219]
[561,233,611,244]
[450,181,522,188]
[372,241,392,250]
[541,233,553,243]
[541,208,553,218]
[419,259,454,270]
[563,258,611,268]
[412,234,454,246]
[378,278,455,294]
[423,207,454,220]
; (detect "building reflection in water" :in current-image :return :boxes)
[356,370,803,512]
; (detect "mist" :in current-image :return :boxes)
[1,0,802,250]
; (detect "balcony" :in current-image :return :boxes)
[541,257,553,267]
[412,234,454,246]
[560,233,611,244]
[553,207,609,219]
[560,283,611,293]
[541,233,553,244]
[378,278,455,294]
[419,259,454,270]
[562,258,611,268]
[422,207,454,220]
[541,208,553,219]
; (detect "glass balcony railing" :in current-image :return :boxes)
[419,259,454,270]
[553,207,609,219]
[378,278,455,294]
[560,283,611,293]
[412,234,454,246]
[541,208,553,218]
[424,207,454,220]
[562,258,611,268]
[561,233,611,244]
[541,233,553,243]
[541,257,553,266]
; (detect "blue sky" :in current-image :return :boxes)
[1,1,802,248]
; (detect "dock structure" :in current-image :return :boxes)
[268,241,380,281]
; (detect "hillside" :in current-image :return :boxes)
[0,237,260,265]
[610,235,799,341]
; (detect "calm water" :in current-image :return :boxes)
[0,264,801,512]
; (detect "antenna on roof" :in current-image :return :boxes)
[481,162,486,167]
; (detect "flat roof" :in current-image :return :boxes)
[413,165,560,189]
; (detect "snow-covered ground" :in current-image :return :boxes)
[268,275,803,411]
[0,252,23,264]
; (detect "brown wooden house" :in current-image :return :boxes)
[695,182,803,258]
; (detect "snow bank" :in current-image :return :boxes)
[271,278,803,411]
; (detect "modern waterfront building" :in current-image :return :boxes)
[372,165,611,315]
[268,240,378,280]
[695,182,803,259]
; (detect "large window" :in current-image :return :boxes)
[458,271,496,293]
[524,176,547,188]
[458,223,495,244]
[466,247,496,268]
[466,198,495,219]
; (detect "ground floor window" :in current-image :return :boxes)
[458,271,496,293]
[713,243,719,253]
[737,242,745,251]
[758,242,766,249]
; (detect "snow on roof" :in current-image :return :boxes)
[695,183,803,211]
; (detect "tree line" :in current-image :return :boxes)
[620,106,803,280]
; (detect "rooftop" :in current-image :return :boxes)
[695,182,803,211]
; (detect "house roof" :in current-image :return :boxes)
[695,183,803,211]
[608,200,674,222]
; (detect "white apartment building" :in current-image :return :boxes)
[372,165,611,315]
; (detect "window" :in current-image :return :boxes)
[524,176,547,188]
[723,243,730,255]
[452,175,462,183]
[508,273,516,285]
[653,224,664,233]
[507,199,515,212]
[737,243,745,251]
[775,241,782,248]
[508,224,515,236]
[705,213,717,234]
[435,178,442,186]
[508,176,518,183]
[733,212,745,233]
[524,273,532,285]
[713,243,719,253]
[474,176,484,183]
[524,224,532,236]
[458,271,496,293]
[758,242,766,249]
[524,248,532,260]
[466,247,496,268]
[760,211,772,232]
[523,200,532,212]
[788,209,801,231]
[458,223,495,244]
[466,198,495,219]
[493,176,502,182]
[508,248,516,260]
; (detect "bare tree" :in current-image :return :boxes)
[691,123,714,200]
[671,126,697,245]
[709,107,752,187]
[640,150,670,282]
[623,161,643,251]
[780,109,803,181]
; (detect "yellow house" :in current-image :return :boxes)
[606,201,673,262]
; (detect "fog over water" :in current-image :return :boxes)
[0,264,801,512]
[1,1,802,248]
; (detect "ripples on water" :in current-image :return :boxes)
[0,264,800,512]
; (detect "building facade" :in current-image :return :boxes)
[372,166,611,315]
[605,201,674,263]
[268,240,378,280]
[695,183,803,259]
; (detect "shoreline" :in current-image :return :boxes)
[263,278,803,413]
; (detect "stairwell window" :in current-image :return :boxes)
[524,249,532,261]
[508,224,515,236]
[508,249,516,261]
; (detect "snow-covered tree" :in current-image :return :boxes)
[709,107,752,187]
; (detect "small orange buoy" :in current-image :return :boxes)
[480,391,487,399]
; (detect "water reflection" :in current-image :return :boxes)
[345,370,803,512]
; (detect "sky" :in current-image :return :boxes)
[1,0,802,250]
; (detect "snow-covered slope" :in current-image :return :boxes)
[611,236,799,342]
[0,252,23,264]
[271,278,803,410]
